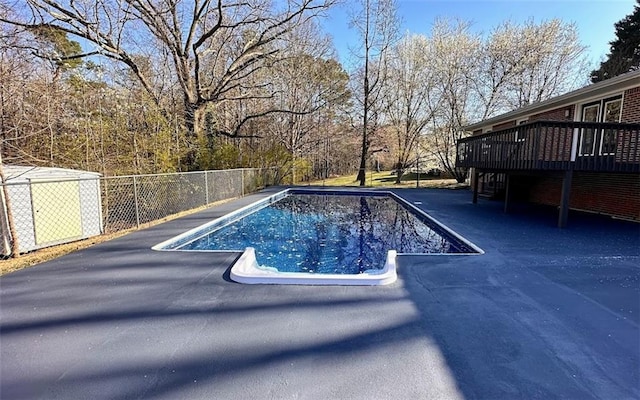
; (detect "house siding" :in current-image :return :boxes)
[526,172,640,221]
[622,87,640,123]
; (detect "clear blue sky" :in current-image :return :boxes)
[321,0,637,71]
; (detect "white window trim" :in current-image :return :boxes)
[574,92,624,158]
[578,103,600,156]
[598,97,622,156]
[515,119,528,142]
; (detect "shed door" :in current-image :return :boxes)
[31,180,83,245]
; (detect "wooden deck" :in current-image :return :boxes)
[456,120,640,227]
[456,120,640,173]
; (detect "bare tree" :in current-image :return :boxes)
[349,0,398,185]
[258,23,350,181]
[495,19,589,108]
[423,18,588,182]
[382,34,436,184]
[0,14,64,167]
[427,19,480,183]
[2,0,336,169]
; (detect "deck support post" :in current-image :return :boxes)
[503,174,511,213]
[472,169,479,204]
[558,169,573,228]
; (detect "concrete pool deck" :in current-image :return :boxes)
[1,187,638,399]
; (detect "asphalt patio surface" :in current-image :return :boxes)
[1,187,638,400]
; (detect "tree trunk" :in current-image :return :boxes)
[454,167,468,183]
[357,72,370,186]
[357,129,367,185]
[395,169,403,184]
[183,101,205,171]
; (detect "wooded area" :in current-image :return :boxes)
[0,0,595,182]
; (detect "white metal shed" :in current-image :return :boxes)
[0,165,103,255]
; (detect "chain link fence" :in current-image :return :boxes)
[0,167,278,256]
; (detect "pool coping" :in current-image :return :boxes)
[230,247,399,285]
[152,188,484,285]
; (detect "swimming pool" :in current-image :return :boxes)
[153,189,483,285]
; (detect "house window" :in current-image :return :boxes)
[515,119,528,142]
[600,98,622,155]
[579,102,599,156]
[578,96,622,157]
[481,137,490,155]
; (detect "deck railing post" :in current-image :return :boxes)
[503,174,511,214]
[558,168,573,228]
[472,169,479,204]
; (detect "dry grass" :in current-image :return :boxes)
[307,170,468,189]
[0,197,237,276]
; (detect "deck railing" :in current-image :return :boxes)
[456,120,640,173]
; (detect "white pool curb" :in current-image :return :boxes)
[230,248,398,285]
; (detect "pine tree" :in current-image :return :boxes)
[591,1,640,83]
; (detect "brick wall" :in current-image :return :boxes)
[622,87,640,123]
[524,172,640,221]
[530,105,575,121]
[536,126,573,161]
[526,173,563,205]
[492,120,516,131]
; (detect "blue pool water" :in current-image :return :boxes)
[177,192,475,274]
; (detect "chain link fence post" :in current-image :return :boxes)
[133,175,140,228]
[204,171,209,204]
